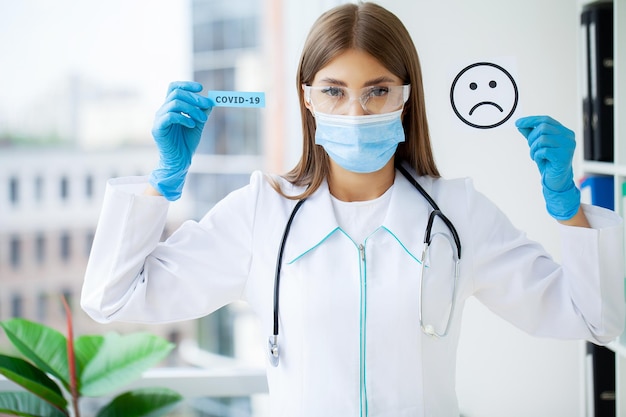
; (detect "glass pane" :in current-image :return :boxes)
[1,2,270,415]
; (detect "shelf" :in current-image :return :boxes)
[581,160,620,176]
[583,0,626,413]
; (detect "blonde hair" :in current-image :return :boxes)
[275,1,439,199]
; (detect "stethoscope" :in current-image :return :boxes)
[268,163,462,367]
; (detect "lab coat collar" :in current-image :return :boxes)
[380,168,431,257]
[283,178,340,263]
[283,167,430,263]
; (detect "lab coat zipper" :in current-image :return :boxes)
[358,243,368,417]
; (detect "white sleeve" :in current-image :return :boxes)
[559,204,625,343]
[467,182,625,344]
[81,175,258,324]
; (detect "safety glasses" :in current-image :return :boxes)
[303,84,410,115]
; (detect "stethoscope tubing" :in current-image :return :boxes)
[396,164,461,259]
[269,198,306,366]
[272,198,306,335]
[269,164,462,366]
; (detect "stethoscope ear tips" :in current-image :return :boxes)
[268,335,279,367]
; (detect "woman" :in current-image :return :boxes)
[81,2,624,416]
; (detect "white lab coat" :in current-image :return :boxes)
[81,168,625,417]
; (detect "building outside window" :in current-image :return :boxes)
[186,1,268,414]
[0,1,300,415]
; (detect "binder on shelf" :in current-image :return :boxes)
[581,7,594,161]
[580,175,614,210]
[586,343,616,417]
[623,182,626,224]
[581,1,614,162]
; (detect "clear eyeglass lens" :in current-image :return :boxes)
[305,85,409,115]
[420,232,457,336]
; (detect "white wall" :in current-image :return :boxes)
[281,0,586,416]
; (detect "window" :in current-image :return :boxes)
[2,3,270,410]
[60,232,71,262]
[192,2,259,52]
[9,176,19,205]
[35,234,46,264]
[241,16,258,48]
[193,21,213,53]
[85,174,94,199]
[60,176,69,200]
[188,173,249,212]
[9,236,21,268]
[11,294,23,318]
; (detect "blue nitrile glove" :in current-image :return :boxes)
[148,81,213,201]
[515,115,581,220]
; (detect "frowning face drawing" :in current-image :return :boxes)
[450,62,519,129]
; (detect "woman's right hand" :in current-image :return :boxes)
[148,81,213,201]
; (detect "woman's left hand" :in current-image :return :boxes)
[515,115,581,221]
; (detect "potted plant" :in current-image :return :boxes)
[0,298,182,417]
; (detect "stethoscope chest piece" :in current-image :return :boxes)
[268,335,279,367]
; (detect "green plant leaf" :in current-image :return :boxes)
[95,388,182,417]
[79,333,174,397]
[73,334,105,377]
[0,319,69,389]
[0,355,68,410]
[0,391,69,417]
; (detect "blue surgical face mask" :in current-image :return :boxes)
[314,108,405,173]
